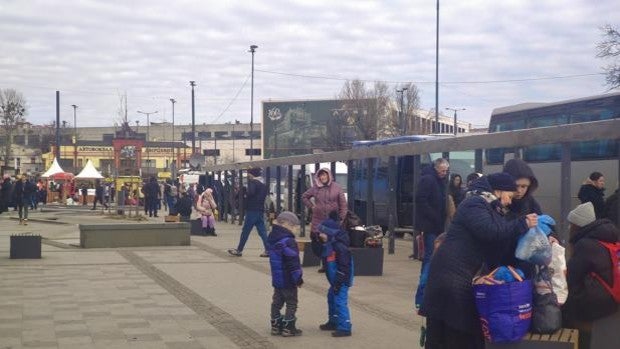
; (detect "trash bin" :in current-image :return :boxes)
[10,234,42,259]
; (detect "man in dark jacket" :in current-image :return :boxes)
[0,175,13,214]
[563,202,619,347]
[174,191,193,222]
[142,177,160,217]
[318,211,354,337]
[414,158,449,310]
[422,173,538,348]
[92,179,108,210]
[228,168,269,257]
[13,175,35,225]
[268,211,303,337]
[578,171,606,219]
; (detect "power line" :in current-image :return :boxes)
[210,73,251,124]
[256,69,603,85]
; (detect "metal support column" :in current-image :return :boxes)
[474,149,483,173]
[330,162,337,179]
[559,142,572,244]
[238,169,244,226]
[412,155,420,253]
[366,158,374,225]
[388,156,397,254]
[276,166,282,213]
[347,160,354,212]
[287,165,293,211]
[299,164,306,237]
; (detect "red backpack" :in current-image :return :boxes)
[591,241,620,303]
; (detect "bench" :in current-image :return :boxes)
[298,239,384,276]
[79,223,190,248]
[486,328,579,349]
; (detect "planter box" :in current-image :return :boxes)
[10,234,42,259]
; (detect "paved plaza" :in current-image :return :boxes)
[0,206,423,349]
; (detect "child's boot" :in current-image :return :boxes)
[270,316,283,336]
[281,317,302,337]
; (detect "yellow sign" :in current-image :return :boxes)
[157,172,172,179]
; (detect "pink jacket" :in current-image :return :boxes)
[197,189,217,216]
[302,168,347,235]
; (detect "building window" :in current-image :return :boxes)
[30,157,36,164]
[203,149,220,156]
[245,148,261,156]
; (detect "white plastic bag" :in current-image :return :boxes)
[515,227,552,266]
[549,243,568,305]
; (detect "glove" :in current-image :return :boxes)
[333,284,341,295]
[537,214,556,236]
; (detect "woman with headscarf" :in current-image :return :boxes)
[421,173,538,349]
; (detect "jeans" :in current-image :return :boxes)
[236,210,268,252]
[328,285,351,332]
[18,204,28,220]
[415,232,438,308]
[271,287,298,320]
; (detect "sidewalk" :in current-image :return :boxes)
[0,207,424,349]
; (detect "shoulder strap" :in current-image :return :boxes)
[591,241,620,303]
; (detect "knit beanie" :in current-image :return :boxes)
[276,211,300,226]
[486,172,517,191]
[247,168,262,177]
[567,202,596,227]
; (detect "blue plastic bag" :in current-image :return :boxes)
[474,280,533,343]
[515,227,552,266]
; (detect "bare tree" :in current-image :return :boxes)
[597,24,620,90]
[0,89,27,169]
[116,91,129,125]
[337,79,391,141]
[383,83,422,137]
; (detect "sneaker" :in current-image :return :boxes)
[23,219,28,225]
[260,251,269,258]
[319,322,337,331]
[227,249,242,257]
[332,330,351,337]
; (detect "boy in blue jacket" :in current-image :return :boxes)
[318,211,354,337]
[268,211,304,337]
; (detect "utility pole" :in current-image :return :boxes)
[190,81,196,155]
[249,45,258,160]
[170,98,176,169]
[71,104,78,169]
[445,107,465,135]
[435,0,440,133]
[55,91,60,161]
[137,110,158,172]
[396,87,408,135]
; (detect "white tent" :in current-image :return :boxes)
[75,159,104,179]
[41,158,65,178]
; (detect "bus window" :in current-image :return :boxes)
[570,107,617,160]
[486,119,526,164]
[523,114,567,162]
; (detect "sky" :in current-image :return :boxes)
[1,0,618,129]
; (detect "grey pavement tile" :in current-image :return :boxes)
[165,340,206,349]
[188,328,221,338]
[91,329,126,341]
[132,303,159,309]
[55,329,91,338]
[0,327,21,337]
[82,311,111,319]
[56,336,93,346]
[142,314,171,321]
[0,337,21,348]
[124,332,162,341]
[118,320,151,329]
[22,314,53,321]
[93,339,130,349]
[53,323,88,332]
[21,340,58,348]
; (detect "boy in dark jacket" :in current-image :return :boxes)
[318,211,354,337]
[174,191,193,222]
[268,211,303,337]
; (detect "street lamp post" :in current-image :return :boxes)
[190,81,196,155]
[170,98,176,168]
[71,104,78,170]
[249,45,258,161]
[435,0,440,133]
[445,107,465,136]
[137,110,158,172]
[396,87,408,134]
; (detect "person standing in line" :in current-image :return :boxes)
[414,158,450,311]
[268,211,304,337]
[81,184,88,206]
[448,174,465,208]
[317,211,354,337]
[302,168,347,272]
[421,173,538,349]
[92,179,108,210]
[14,175,35,225]
[578,171,606,219]
[228,168,270,257]
[143,176,160,218]
[0,175,12,214]
[103,183,111,207]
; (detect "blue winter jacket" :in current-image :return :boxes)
[268,224,303,289]
[415,165,447,234]
[318,219,354,288]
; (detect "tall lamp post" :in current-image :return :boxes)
[249,44,258,161]
[434,0,440,133]
[170,98,176,169]
[445,107,465,136]
[396,87,408,134]
[137,110,158,172]
[71,104,78,170]
[190,81,196,155]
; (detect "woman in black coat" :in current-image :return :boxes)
[421,173,538,349]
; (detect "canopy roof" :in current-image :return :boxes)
[50,172,75,181]
[41,158,65,178]
[75,159,104,179]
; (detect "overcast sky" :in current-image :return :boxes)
[1,0,618,129]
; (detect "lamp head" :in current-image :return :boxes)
[249,45,258,52]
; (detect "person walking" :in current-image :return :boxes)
[421,173,538,349]
[228,168,269,257]
[414,158,449,311]
[268,211,304,337]
[14,175,35,225]
[91,179,108,210]
[578,171,606,219]
[302,167,347,271]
